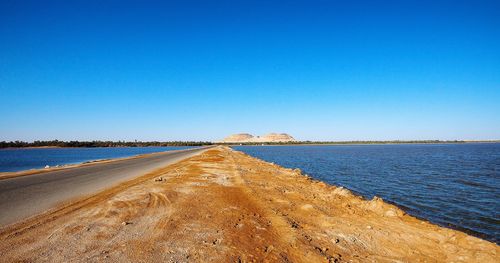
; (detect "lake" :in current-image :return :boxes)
[0,146,195,172]
[234,143,500,243]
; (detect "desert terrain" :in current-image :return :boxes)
[0,146,497,262]
[220,133,296,143]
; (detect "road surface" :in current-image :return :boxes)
[0,146,210,227]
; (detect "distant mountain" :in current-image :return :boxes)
[220,133,255,142]
[219,133,296,143]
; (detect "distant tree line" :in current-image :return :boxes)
[219,140,474,146]
[2,139,495,148]
[0,140,213,148]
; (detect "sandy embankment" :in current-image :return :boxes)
[0,146,497,262]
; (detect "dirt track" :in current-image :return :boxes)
[0,146,497,262]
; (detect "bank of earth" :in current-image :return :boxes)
[0,146,497,262]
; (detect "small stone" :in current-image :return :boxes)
[265,245,274,252]
[385,210,397,217]
[366,225,372,229]
[122,221,132,226]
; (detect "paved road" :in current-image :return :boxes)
[0,147,210,227]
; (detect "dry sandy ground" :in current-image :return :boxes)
[0,146,497,262]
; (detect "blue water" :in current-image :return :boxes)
[0,146,195,172]
[234,143,500,243]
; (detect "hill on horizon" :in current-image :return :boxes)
[219,133,296,143]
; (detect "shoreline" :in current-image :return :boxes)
[1,140,499,149]
[234,148,497,244]
[0,145,200,149]
[0,146,497,262]
[224,141,500,146]
[0,146,205,181]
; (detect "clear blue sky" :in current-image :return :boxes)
[1,1,499,141]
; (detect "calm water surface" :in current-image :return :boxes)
[234,143,500,243]
[0,146,195,172]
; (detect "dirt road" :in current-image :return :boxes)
[0,147,209,226]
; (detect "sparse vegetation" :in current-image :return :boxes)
[0,140,213,148]
[218,140,494,146]
[1,140,498,148]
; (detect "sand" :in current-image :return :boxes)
[0,146,497,262]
